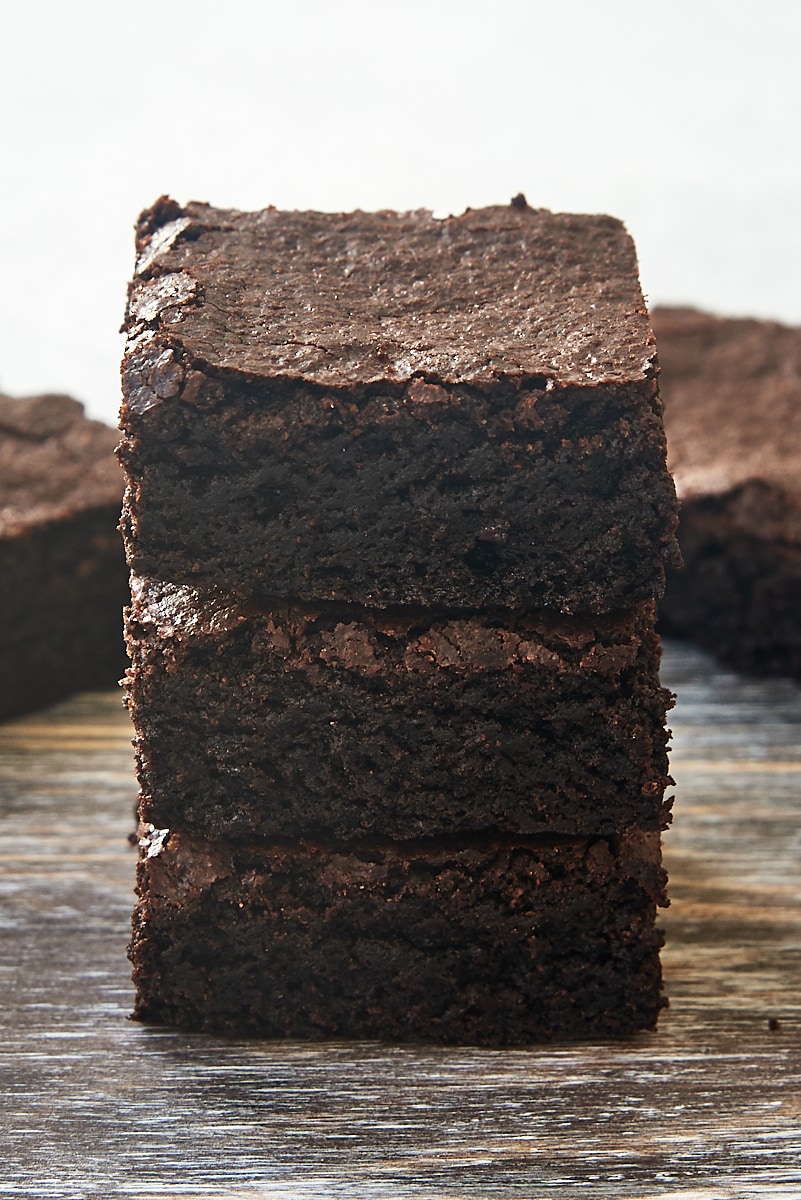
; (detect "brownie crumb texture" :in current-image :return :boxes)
[123,201,678,1044]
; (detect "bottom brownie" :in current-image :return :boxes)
[130,828,667,1045]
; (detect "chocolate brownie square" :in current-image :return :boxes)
[131,827,667,1044]
[125,579,673,842]
[119,199,678,613]
[654,307,801,678]
[0,392,127,720]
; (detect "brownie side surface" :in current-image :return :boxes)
[125,580,673,841]
[130,828,667,1044]
[119,201,678,611]
[0,393,128,720]
[653,307,801,677]
[119,373,677,611]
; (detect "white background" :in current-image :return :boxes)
[2,0,800,424]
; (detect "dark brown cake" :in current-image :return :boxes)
[131,828,667,1043]
[0,392,127,721]
[126,578,672,841]
[123,199,677,1043]
[653,307,801,678]
[119,199,678,613]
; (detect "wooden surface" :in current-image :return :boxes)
[1,640,800,1200]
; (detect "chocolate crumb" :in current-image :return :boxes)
[768,1016,782,1032]
[510,192,528,209]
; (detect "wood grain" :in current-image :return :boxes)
[1,641,799,1199]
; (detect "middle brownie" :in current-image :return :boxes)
[126,578,672,842]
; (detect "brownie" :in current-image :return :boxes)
[125,579,673,841]
[653,307,801,678]
[119,198,678,613]
[131,827,667,1044]
[0,392,128,721]
[124,199,677,1043]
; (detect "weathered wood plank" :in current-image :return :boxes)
[0,640,799,1198]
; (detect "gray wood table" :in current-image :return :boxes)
[1,640,799,1200]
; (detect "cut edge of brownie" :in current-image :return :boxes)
[118,369,678,612]
[130,826,668,1045]
[124,577,674,841]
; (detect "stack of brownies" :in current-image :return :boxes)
[120,198,679,1043]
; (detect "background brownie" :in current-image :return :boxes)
[0,392,127,721]
[119,200,678,612]
[131,827,667,1044]
[653,307,801,678]
[125,579,673,841]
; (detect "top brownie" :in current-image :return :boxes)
[119,199,678,611]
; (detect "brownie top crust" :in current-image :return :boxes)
[0,393,123,537]
[652,307,801,500]
[124,196,656,393]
